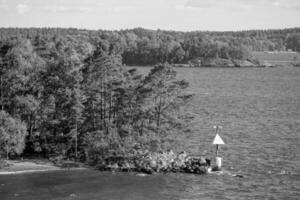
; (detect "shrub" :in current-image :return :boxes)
[0,111,28,159]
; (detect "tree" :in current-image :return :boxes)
[286,34,300,52]
[69,86,85,159]
[134,64,193,151]
[0,111,27,159]
[38,38,85,157]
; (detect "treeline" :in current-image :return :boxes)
[1,27,300,160]
[0,36,192,161]
[0,27,299,66]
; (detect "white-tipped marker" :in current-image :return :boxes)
[212,126,225,170]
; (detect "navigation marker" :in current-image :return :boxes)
[213,134,225,145]
[212,126,225,170]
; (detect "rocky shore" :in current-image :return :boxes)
[172,58,284,68]
[95,151,212,175]
[0,151,213,175]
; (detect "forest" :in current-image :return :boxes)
[0,27,300,162]
[0,27,300,66]
[0,33,192,163]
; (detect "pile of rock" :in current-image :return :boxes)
[49,155,82,168]
[0,159,11,169]
[96,151,211,175]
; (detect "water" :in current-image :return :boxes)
[1,67,300,199]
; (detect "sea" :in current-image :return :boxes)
[1,67,299,200]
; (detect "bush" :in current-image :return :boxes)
[0,111,28,159]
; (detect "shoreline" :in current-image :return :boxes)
[0,159,87,175]
[126,63,298,68]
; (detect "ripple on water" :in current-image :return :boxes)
[1,67,300,200]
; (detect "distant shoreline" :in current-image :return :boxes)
[125,51,300,68]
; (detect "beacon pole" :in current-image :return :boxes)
[212,125,225,171]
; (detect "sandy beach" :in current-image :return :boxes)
[0,159,85,175]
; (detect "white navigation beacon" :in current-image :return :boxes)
[212,126,225,169]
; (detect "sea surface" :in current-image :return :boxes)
[1,67,300,200]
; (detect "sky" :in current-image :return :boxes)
[0,0,300,31]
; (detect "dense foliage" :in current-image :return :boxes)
[0,34,192,160]
[0,111,27,159]
[0,27,299,66]
[0,27,300,160]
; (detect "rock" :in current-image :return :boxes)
[194,166,207,174]
[233,59,257,67]
[199,157,207,165]
[0,159,10,168]
[205,159,211,167]
[49,155,65,165]
[96,161,106,170]
[212,166,221,171]
[95,151,209,175]
[111,163,119,170]
[257,60,274,67]
[149,160,157,168]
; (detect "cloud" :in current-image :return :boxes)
[182,0,300,11]
[175,0,211,11]
[290,5,300,9]
[0,4,9,10]
[42,5,93,13]
[79,6,92,12]
[16,4,30,14]
[50,6,68,12]
[276,0,300,10]
[185,0,213,8]
[113,5,141,13]
[175,4,201,11]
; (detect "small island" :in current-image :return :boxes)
[1,27,300,176]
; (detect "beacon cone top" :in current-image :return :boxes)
[213,134,225,145]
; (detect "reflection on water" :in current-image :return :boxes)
[1,67,300,200]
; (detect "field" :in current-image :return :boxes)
[252,51,300,65]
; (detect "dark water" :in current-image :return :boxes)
[1,67,300,200]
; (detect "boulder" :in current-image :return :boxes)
[61,161,81,168]
[95,151,209,175]
[233,59,257,67]
[199,157,207,165]
[0,159,10,168]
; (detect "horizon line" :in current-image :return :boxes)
[0,26,300,33]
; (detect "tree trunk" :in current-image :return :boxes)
[92,101,95,131]
[109,92,112,122]
[75,119,78,159]
[0,76,3,110]
[6,141,9,160]
[156,96,162,134]
[100,79,104,127]
[29,112,33,137]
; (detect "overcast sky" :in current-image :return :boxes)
[0,0,299,31]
